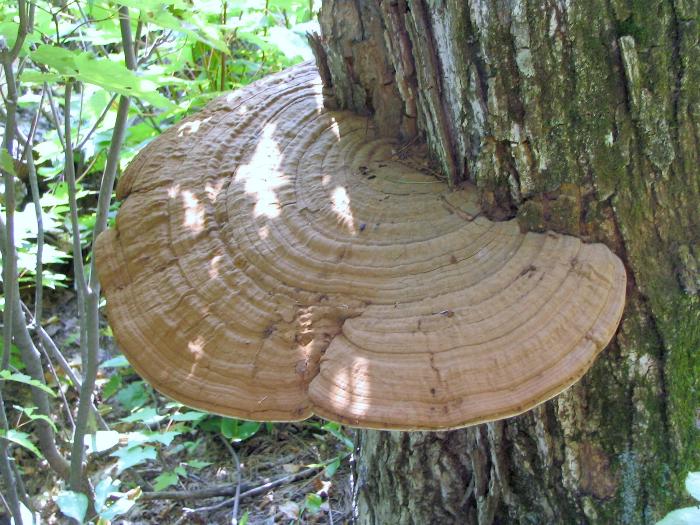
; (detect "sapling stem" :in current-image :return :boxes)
[69,5,135,492]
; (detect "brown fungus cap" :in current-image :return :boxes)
[95,62,626,431]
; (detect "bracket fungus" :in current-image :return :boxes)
[95,62,626,431]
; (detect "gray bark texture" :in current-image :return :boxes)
[314,1,700,523]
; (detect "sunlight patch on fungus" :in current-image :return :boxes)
[186,336,206,379]
[209,254,223,279]
[181,190,204,232]
[238,123,285,218]
[331,186,356,233]
[177,117,211,137]
[327,355,370,418]
[205,181,225,203]
[328,117,341,140]
[188,336,205,358]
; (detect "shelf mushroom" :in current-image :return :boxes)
[95,62,626,430]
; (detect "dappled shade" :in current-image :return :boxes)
[95,62,626,430]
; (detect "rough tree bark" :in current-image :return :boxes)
[313,1,699,523]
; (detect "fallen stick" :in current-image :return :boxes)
[182,467,321,514]
[140,466,320,502]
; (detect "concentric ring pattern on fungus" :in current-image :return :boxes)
[95,62,626,430]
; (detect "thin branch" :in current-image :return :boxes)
[21,87,47,322]
[141,467,321,502]
[27,151,45,322]
[0,28,24,523]
[119,6,137,71]
[41,338,76,432]
[70,4,136,493]
[133,19,144,58]
[220,436,241,525]
[34,322,108,430]
[45,85,66,149]
[0,396,23,525]
[20,86,46,162]
[76,93,118,151]
[62,81,89,376]
[63,82,88,297]
[75,84,85,147]
[181,468,322,514]
[0,216,71,479]
[1,55,20,379]
[10,457,31,509]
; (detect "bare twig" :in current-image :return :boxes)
[183,467,321,514]
[70,4,135,493]
[28,309,109,430]
[20,85,46,161]
[219,435,241,524]
[63,81,90,373]
[148,466,322,519]
[0,215,71,478]
[0,392,23,525]
[141,466,322,503]
[45,85,66,149]
[25,129,45,324]
[0,4,31,518]
[140,483,253,502]
[75,93,118,151]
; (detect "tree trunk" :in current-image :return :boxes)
[314,1,699,523]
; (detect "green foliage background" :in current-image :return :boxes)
[0,2,352,523]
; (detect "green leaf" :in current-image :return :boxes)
[31,45,173,108]
[115,381,149,410]
[220,418,261,442]
[121,407,165,425]
[0,339,24,370]
[99,496,136,521]
[55,491,89,523]
[100,355,130,368]
[324,457,341,478]
[0,149,16,176]
[94,477,138,521]
[127,430,181,447]
[94,476,121,511]
[85,430,121,454]
[0,429,42,458]
[321,422,354,451]
[266,26,313,60]
[111,445,157,473]
[102,374,122,399]
[170,410,207,422]
[304,493,323,515]
[153,471,180,491]
[186,459,212,469]
[19,70,64,84]
[0,370,56,397]
[12,405,58,432]
[239,510,250,525]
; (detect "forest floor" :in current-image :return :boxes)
[5,288,353,525]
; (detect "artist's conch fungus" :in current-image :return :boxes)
[95,63,626,431]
